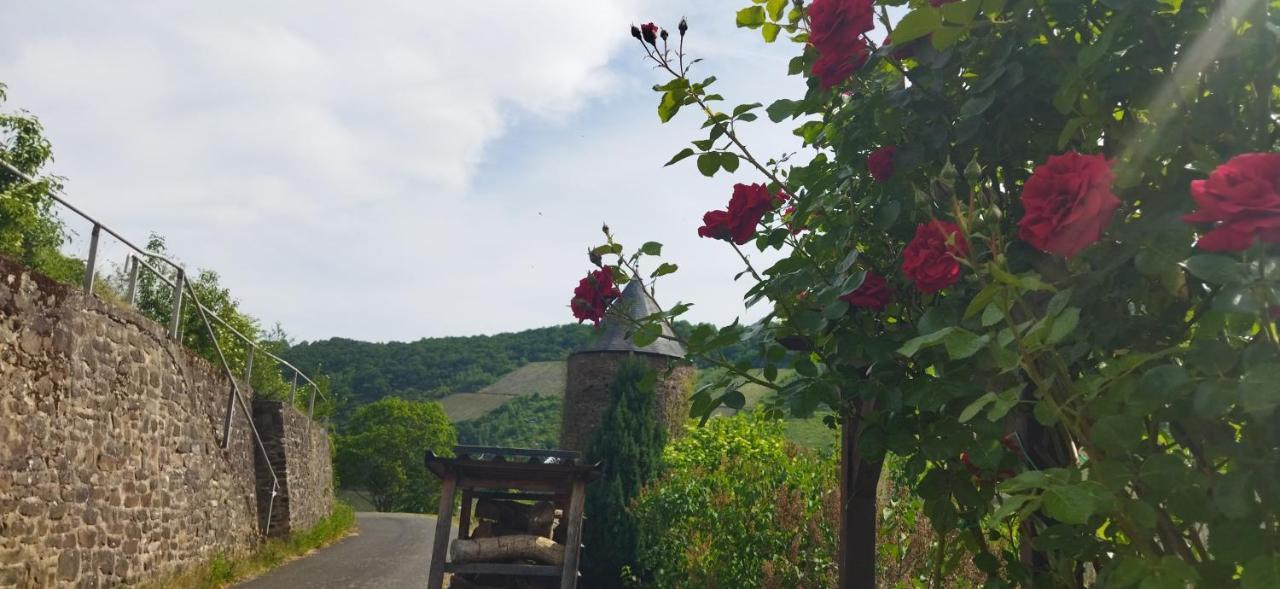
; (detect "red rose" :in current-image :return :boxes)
[640,22,659,45]
[867,146,897,182]
[698,183,787,245]
[1183,152,1280,252]
[902,220,969,293]
[808,0,873,89]
[811,38,870,89]
[1017,152,1120,258]
[570,268,621,325]
[840,271,893,310]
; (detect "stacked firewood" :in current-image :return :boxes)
[449,499,566,589]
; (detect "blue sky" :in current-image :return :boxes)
[2,1,819,342]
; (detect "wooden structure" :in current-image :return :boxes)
[425,446,602,589]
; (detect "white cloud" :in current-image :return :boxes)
[1,1,814,341]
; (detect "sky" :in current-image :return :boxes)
[1,1,818,343]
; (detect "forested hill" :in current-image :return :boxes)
[281,324,593,406]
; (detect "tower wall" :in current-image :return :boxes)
[559,351,695,453]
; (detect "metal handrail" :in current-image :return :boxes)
[1,157,326,536]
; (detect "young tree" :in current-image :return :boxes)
[582,356,667,586]
[336,397,456,513]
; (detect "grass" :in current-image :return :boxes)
[146,500,356,589]
[438,392,512,421]
[477,361,566,397]
[438,361,567,422]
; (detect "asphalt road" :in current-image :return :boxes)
[238,512,448,589]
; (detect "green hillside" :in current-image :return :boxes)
[280,325,591,411]
[437,361,566,421]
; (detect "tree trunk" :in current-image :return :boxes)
[450,535,565,566]
[839,400,884,589]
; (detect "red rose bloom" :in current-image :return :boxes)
[1183,152,1280,251]
[808,0,874,89]
[868,146,897,182]
[811,39,870,89]
[698,183,787,245]
[570,268,621,325]
[640,22,659,44]
[840,271,893,310]
[902,220,969,293]
[1017,152,1120,258]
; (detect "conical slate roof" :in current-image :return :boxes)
[576,280,686,358]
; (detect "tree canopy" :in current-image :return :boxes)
[335,397,456,513]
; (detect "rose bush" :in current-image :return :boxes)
[577,1,1279,586]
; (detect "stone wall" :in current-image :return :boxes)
[559,351,695,453]
[0,256,332,587]
[251,400,333,537]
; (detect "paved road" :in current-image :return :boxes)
[239,512,449,589]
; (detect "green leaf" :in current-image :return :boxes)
[959,392,997,423]
[761,22,781,42]
[696,153,721,177]
[792,309,824,332]
[1184,254,1249,285]
[892,8,939,43]
[736,6,766,27]
[658,91,682,122]
[1091,414,1143,453]
[1240,363,1280,417]
[823,299,849,320]
[722,389,747,410]
[765,0,787,20]
[1046,307,1080,344]
[1215,470,1253,519]
[1243,556,1280,589]
[939,0,981,24]
[1042,484,1096,525]
[1139,453,1187,492]
[766,99,798,122]
[981,303,1004,327]
[944,329,989,360]
[732,102,762,116]
[651,262,678,278]
[631,323,662,347]
[793,356,818,377]
[898,327,956,357]
[964,284,1000,320]
[959,94,995,118]
[999,470,1050,492]
[639,241,663,256]
[719,152,741,173]
[664,148,695,166]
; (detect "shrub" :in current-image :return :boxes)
[632,413,839,588]
[582,357,666,585]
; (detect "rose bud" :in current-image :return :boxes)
[588,248,603,268]
[678,17,688,36]
[630,25,642,40]
[660,29,669,41]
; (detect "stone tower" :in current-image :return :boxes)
[559,280,695,453]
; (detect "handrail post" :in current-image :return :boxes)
[243,344,255,393]
[308,384,317,419]
[125,255,140,306]
[168,269,185,339]
[222,381,236,449]
[82,224,101,295]
[289,372,298,406]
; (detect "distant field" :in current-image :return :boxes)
[439,393,515,421]
[477,361,566,397]
[440,361,566,422]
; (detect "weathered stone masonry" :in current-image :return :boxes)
[251,400,333,537]
[0,256,332,587]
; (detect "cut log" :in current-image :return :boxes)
[474,500,555,537]
[450,535,565,566]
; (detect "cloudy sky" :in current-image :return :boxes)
[2,1,819,343]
